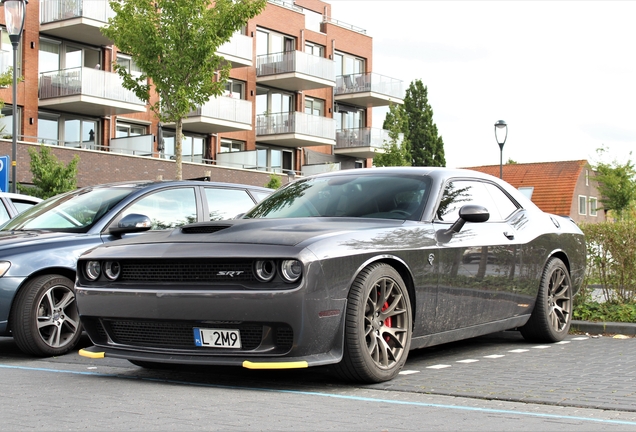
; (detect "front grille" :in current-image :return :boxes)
[98,319,293,353]
[120,259,255,282]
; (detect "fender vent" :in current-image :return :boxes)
[181,225,231,234]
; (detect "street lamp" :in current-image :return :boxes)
[3,0,26,193]
[287,170,296,183]
[494,120,508,179]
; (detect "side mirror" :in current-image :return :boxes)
[437,205,490,243]
[109,213,152,236]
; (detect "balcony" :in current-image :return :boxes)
[256,112,336,147]
[334,73,404,107]
[38,67,147,116]
[217,33,253,68]
[40,0,115,46]
[334,127,403,158]
[256,51,335,91]
[176,96,252,134]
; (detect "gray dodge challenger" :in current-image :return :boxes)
[77,167,586,383]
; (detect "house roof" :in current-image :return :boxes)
[465,160,589,216]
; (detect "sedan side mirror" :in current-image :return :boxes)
[109,213,152,237]
[437,205,490,243]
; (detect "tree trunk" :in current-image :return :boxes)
[175,117,183,180]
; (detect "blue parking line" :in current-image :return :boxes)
[2,363,635,426]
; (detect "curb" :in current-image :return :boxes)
[571,320,636,336]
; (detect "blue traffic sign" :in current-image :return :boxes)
[0,155,9,192]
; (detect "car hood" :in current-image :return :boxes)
[112,218,408,248]
[0,229,88,250]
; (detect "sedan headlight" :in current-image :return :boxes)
[280,259,302,283]
[0,261,10,277]
[85,261,102,281]
[254,260,276,282]
[104,261,121,280]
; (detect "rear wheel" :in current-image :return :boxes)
[11,274,82,356]
[520,258,572,342]
[334,263,412,383]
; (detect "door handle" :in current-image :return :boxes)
[504,231,514,240]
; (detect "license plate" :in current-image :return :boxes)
[193,328,241,348]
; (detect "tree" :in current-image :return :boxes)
[265,173,281,189]
[17,145,79,199]
[593,146,636,220]
[0,67,16,136]
[102,0,266,180]
[374,103,411,167]
[403,79,445,167]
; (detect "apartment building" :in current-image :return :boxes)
[0,0,403,185]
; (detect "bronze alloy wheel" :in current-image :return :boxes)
[335,263,412,383]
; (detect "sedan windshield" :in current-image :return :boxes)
[2,187,135,233]
[244,174,431,221]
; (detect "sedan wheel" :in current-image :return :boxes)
[335,263,412,383]
[11,275,82,356]
[520,258,572,342]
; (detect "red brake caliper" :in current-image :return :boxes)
[382,301,392,342]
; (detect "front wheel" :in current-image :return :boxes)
[334,263,412,383]
[10,274,82,356]
[520,258,572,342]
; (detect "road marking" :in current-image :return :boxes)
[483,354,505,359]
[532,345,551,349]
[571,336,589,340]
[555,341,570,344]
[426,364,451,369]
[399,370,420,375]
[456,359,479,363]
[1,363,635,427]
[508,349,529,353]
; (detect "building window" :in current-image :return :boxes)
[1,27,22,74]
[256,86,293,115]
[0,106,21,139]
[578,195,587,215]
[305,97,324,116]
[163,131,204,163]
[589,197,598,216]
[116,121,146,138]
[585,169,589,186]
[304,42,324,57]
[116,53,143,76]
[256,28,295,56]
[334,51,365,76]
[223,79,245,99]
[256,146,293,173]
[220,139,244,153]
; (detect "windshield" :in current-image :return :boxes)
[244,173,431,221]
[2,187,135,233]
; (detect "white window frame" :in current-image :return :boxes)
[589,197,598,216]
[578,195,587,215]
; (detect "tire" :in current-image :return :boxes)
[10,274,82,356]
[520,258,572,342]
[334,263,412,383]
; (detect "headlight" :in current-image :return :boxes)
[104,261,121,280]
[85,261,102,281]
[0,261,10,277]
[254,260,276,282]
[280,259,302,283]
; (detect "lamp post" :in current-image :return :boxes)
[287,170,296,184]
[3,0,26,193]
[494,120,508,179]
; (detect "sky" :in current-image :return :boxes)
[328,0,636,169]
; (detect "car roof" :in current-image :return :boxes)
[0,192,42,202]
[74,180,272,193]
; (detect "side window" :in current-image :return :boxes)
[0,202,10,225]
[436,180,511,222]
[11,199,39,214]
[483,182,519,220]
[121,188,197,229]
[204,188,256,220]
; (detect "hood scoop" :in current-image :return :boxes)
[181,224,232,234]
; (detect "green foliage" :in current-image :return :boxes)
[17,145,79,199]
[403,79,445,167]
[102,0,266,179]
[265,173,282,189]
[374,103,411,167]
[573,300,636,323]
[592,146,636,220]
[0,67,18,136]
[580,221,636,303]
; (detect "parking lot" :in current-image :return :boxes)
[1,330,635,430]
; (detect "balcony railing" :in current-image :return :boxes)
[217,33,253,67]
[40,0,115,24]
[38,67,146,105]
[189,97,252,125]
[257,51,335,82]
[336,128,403,150]
[335,73,403,100]
[322,16,366,34]
[267,0,303,13]
[256,112,336,141]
